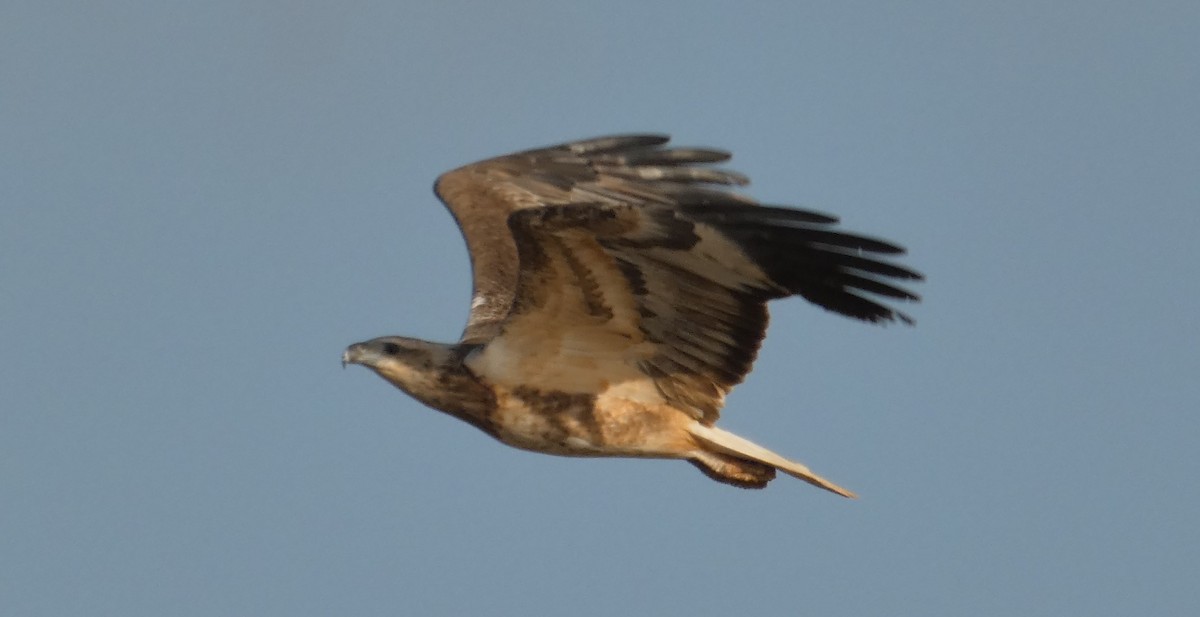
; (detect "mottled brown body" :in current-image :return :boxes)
[490,385,695,458]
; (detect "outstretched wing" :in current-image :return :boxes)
[466,200,921,424]
[434,134,752,344]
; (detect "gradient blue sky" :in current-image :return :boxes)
[3,2,1198,615]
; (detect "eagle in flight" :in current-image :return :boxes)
[343,134,921,496]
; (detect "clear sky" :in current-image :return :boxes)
[3,1,1197,615]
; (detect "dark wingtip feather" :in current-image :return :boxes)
[685,204,908,254]
[680,203,922,325]
[566,134,671,154]
[618,147,733,166]
[801,288,917,326]
[760,205,840,224]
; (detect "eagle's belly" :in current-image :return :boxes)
[489,385,693,458]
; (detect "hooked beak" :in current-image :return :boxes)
[342,342,368,369]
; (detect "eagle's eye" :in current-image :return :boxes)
[382,342,401,355]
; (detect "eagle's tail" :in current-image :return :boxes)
[687,424,856,497]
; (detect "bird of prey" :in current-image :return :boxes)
[343,134,921,496]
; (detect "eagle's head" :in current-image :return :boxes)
[342,336,460,397]
[342,336,488,420]
[342,336,452,373]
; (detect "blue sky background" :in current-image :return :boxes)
[3,2,1198,615]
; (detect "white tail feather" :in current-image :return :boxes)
[689,424,857,498]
